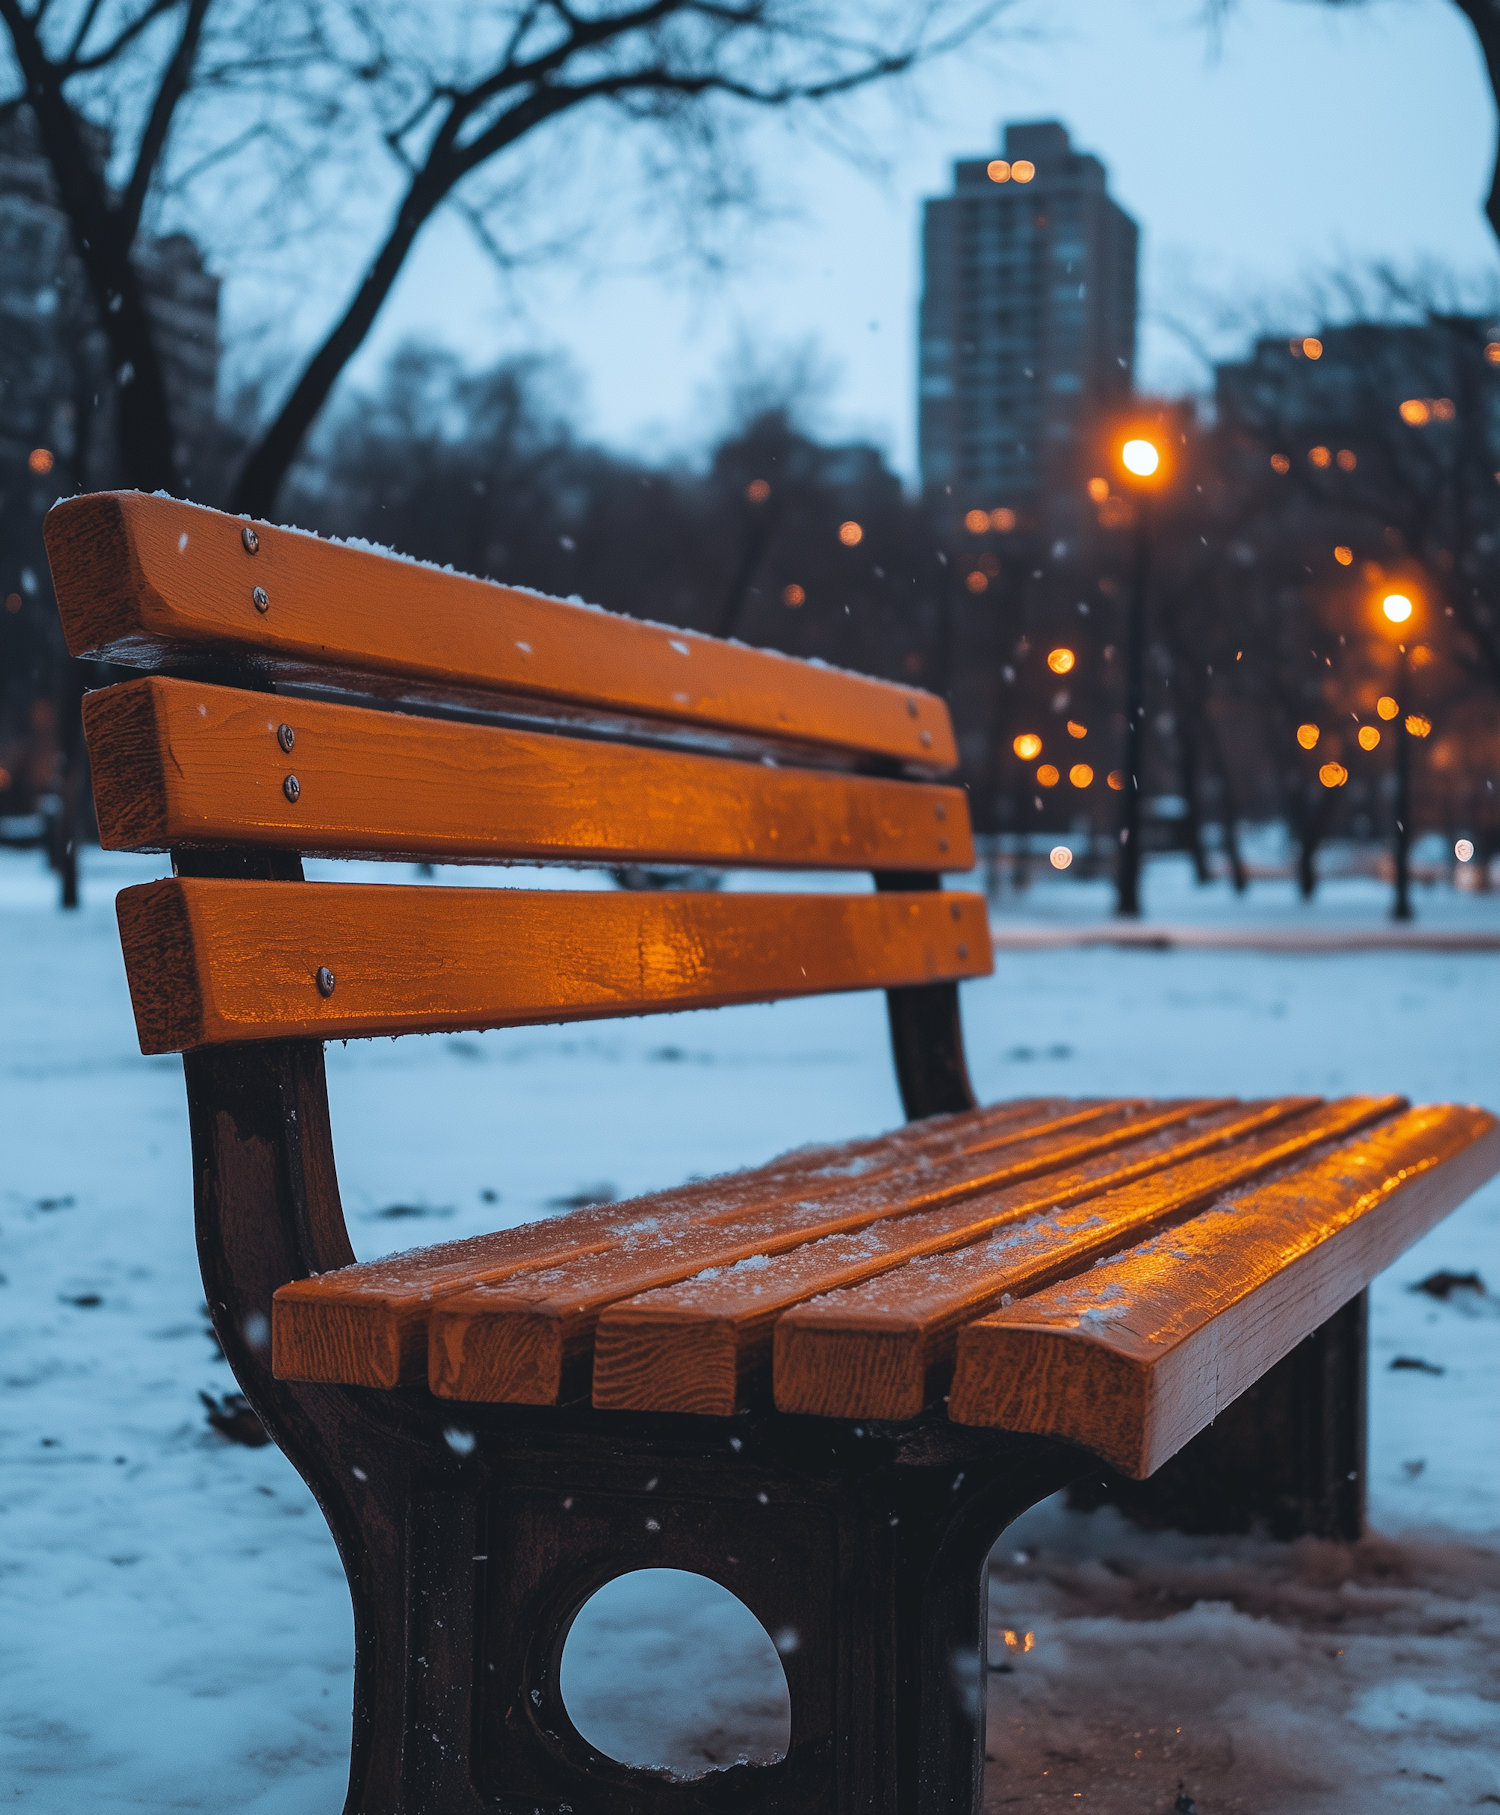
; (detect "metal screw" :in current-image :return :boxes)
[906,698,919,719]
[950,903,962,922]
[283,774,300,803]
[919,730,932,748]
[277,724,295,753]
[957,944,969,960]
[252,586,269,612]
[935,803,947,821]
[241,525,259,554]
[938,838,949,853]
[316,967,335,998]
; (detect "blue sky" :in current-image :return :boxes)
[229,0,1496,479]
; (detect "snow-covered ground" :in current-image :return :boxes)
[2,848,1496,1810]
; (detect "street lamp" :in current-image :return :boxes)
[1112,430,1167,917]
[1378,591,1417,921]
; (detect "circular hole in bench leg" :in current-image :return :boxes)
[557,1568,791,1780]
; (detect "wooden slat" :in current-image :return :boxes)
[271,1097,1094,1387]
[947,1105,1500,1474]
[46,492,958,772]
[115,879,992,1053]
[424,1099,1228,1405]
[770,1094,1405,1422]
[83,676,973,871]
[590,1097,1319,1416]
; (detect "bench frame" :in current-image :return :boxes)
[183,847,1366,1815]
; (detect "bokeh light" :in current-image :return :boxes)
[1456,838,1475,861]
[1011,159,1035,182]
[1086,477,1109,503]
[838,520,862,546]
[1066,720,1087,739]
[987,159,1011,183]
[1405,714,1431,737]
[1302,337,1323,359]
[1296,723,1320,750]
[1068,763,1094,788]
[1334,546,1353,565]
[1337,449,1357,471]
[1308,445,1331,468]
[1036,764,1060,787]
[966,570,988,594]
[1270,454,1290,474]
[1318,762,1348,788]
[1377,696,1399,720]
[1357,726,1381,751]
[1121,438,1159,477]
[1012,733,1042,760]
[1046,647,1075,675]
[1382,593,1413,624]
[1399,399,1431,426]
[28,448,53,474]
[745,478,770,502]
[1107,770,1124,791]
[782,583,804,608]
[1049,846,1073,870]
[990,507,1017,532]
[964,508,989,533]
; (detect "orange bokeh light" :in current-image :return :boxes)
[1399,399,1431,426]
[964,509,989,533]
[1036,764,1060,787]
[1296,723,1320,750]
[1405,714,1432,737]
[1377,695,1399,720]
[966,570,989,594]
[1049,846,1073,871]
[1334,546,1354,565]
[1068,763,1094,788]
[1319,762,1348,788]
[1337,449,1357,471]
[1066,720,1087,739]
[1106,770,1124,790]
[991,507,1016,532]
[838,520,863,546]
[1121,438,1159,477]
[1302,337,1323,359]
[1011,159,1035,183]
[1382,593,1413,624]
[1270,453,1290,474]
[746,478,770,502]
[1046,647,1075,675]
[1357,725,1381,751]
[1308,445,1331,468]
[1086,477,1109,503]
[28,447,53,474]
[1013,733,1043,760]
[987,159,1011,183]
[782,583,805,608]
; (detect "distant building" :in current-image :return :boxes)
[918,120,1138,525]
[0,108,221,493]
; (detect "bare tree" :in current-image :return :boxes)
[1,1,1006,513]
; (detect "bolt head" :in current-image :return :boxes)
[277,723,295,753]
[283,773,300,803]
[241,525,259,554]
[252,586,269,612]
[316,967,335,998]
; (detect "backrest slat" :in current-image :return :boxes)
[84,676,973,871]
[46,493,957,773]
[116,880,993,1053]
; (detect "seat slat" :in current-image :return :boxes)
[947,1104,1500,1475]
[46,493,957,772]
[589,1096,1315,1416]
[424,1099,1227,1405]
[271,1097,1089,1388]
[769,1094,1405,1422]
[116,879,991,1053]
[84,676,973,870]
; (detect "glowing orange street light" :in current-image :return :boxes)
[1112,428,1168,917]
[1374,588,1420,920]
[1382,593,1413,624]
[1121,438,1159,477]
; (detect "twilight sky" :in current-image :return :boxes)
[235,0,1497,481]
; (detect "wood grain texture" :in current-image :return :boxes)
[46,492,958,772]
[770,1094,1405,1422]
[589,1097,1323,1416]
[271,1096,1080,1387]
[947,1105,1500,1475]
[115,878,991,1053]
[82,676,973,871]
[425,1100,1234,1406]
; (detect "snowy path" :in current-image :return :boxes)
[2,851,1496,1811]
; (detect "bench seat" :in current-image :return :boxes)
[275,1091,1497,1477]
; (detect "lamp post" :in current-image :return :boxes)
[1115,435,1162,917]
[1381,591,1416,922]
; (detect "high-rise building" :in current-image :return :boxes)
[918,120,1138,523]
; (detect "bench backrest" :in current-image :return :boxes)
[47,493,991,1079]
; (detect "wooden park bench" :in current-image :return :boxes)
[47,490,1500,1815]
